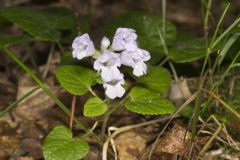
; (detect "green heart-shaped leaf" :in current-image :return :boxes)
[0,35,34,48]
[56,65,97,95]
[43,125,89,160]
[169,38,207,63]
[124,87,175,115]
[84,97,107,117]
[0,7,76,41]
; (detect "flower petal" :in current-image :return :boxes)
[101,37,110,49]
[72,33,95,60]
[133,61,147,77]
[104,81,125,99]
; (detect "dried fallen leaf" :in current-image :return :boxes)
[9,157,34,160]
[14,75,57,121]
[155,123,192,156]
[115,131,147,160]
[169,78,192,103]
[0,134,21,159]
[19,138,42,159]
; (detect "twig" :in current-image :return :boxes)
[199,115,222,155]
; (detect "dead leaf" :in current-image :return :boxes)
[155,123,192,156]
[149,152,177,160]
[115,131,147,160]
[14,74,58,121]
[169,78,192,103]
[9,157,34,160]
[0,134,21,159]
[19,138,42,159]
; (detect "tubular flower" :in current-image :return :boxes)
[94,50,121,82]
[94,38,125,99]
[112,28,138,52]
[94,53,125,99]
[120,48,150,77]
[72,33,95,60]
[103,79,125,99]
[101,36,111,50]
[111,28,150,77]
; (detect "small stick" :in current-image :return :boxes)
[70,96,76,130]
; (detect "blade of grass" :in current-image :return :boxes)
[191,0,213,145]
[203,0,213,38]
[208,3,230,86]
[191,70,208,143]
[203,89,240,119]
[214,33,240,71]
[210,16,240,50]
[162,0,166,40]
[214,50,240,89]
[210,3,230,47]
[192,2,235,144]
[0,87,39,117]
[200,3,233,82]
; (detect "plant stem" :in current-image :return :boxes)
[101,95,130,140]
[56,41,65,55]
[88,87,98,97]
[70,95,76,130]
[101,105,110,140]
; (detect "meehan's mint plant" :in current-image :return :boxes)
[43,26,175,160]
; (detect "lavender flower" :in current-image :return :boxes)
[133,61,147,76]
[103,79,125,99]
[94,41,125,99]
[94,50,121,82]
[121,48,150,77]
[111,28,151,77]
[101,36,110,50]
[72,33,95,60]
[112,28,138,52]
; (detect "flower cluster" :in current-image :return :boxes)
[72,28,150,99]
